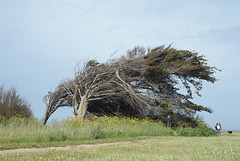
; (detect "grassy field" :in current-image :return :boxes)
[1,116,237,160]
[0,131,239,160]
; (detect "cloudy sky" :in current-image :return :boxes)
[0,0,239,130]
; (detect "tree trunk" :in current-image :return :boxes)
[76,95,88,121]
[39,112,49,125]
[72,85,79,116]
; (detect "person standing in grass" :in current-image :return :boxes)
[215,122,222,135]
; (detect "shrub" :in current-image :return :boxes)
[0,86,33,119]
[174,126,216,136]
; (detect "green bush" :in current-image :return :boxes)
[194,126,217,136]
[175,126,216,136]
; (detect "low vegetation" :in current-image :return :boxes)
[2,116,238,160]
[0,116,216,150]
[1,132,239,160]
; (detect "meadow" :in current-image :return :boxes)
[0,132,239,160]
[1,116,238,160]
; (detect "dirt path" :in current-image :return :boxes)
[0,141,134,155]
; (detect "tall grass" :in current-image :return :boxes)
[0,116,216,149]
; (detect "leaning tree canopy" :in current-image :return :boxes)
[40,45,219,126]
[143,45,219,122]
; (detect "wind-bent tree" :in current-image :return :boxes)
[0,85,32,119]
[40,45,219,126]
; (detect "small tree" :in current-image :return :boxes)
[0,85,32,119]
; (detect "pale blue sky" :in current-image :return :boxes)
[0,0,239,130]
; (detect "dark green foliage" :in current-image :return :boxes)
[144,45,218,92]
[0,86,33,120]
[175,126,217,136]
[143,45,219,126]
